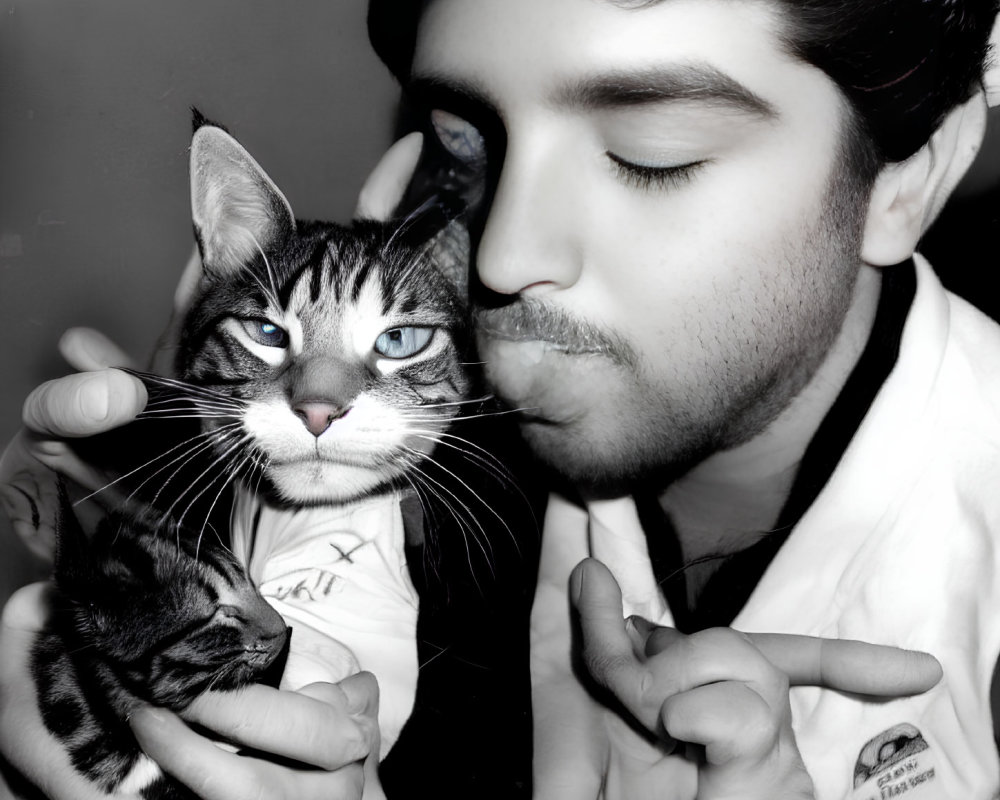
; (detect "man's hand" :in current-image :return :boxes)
[0,329,147,565]
[0,584,383,800]
[532,494,944,800]
[572,557,942,800]
[130,675,384,800]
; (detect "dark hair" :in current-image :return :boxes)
[775,0,998,166]
[368,0,997,167]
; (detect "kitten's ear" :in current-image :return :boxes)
[51,481,94,592]
[190,122,295,279]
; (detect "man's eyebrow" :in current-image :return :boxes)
[553,64,777,118]
[406,74,501,119]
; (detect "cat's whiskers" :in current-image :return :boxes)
[379,195,439,259]
[400,402,539,424]
[402,442,517,559]
[139,410,242,421]
[141,396,244,415]
[417,641,452,671]
[141,393,243,411]
[162,432,256,532]
[75,422,244,507]
[62,641,99,659]
[125,370,248,406]
[247,230,281,310]
[399,470,483,593]
[194,449,262,551]
[137,424,244,508]
[407,429,521,498]
[401,452,497,580]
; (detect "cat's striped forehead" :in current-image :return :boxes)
[272,235,455,357]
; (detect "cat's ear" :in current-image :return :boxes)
[396,196,471,297]
[190,123,295,279]
[428,218,470,299]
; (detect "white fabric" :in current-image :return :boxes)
[584,255,1000,798]
[230,491,419,758]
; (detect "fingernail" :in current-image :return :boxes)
[341,672,378,716]
[77,332,108,366]
[131,705,165,724]
[128,705,169,742]
[625,615,653,655]
[78,374,110,422]
[569,559,589,605]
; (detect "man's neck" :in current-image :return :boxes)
[657,264,883,597]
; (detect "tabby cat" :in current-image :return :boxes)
[33,486,288,799]
[32,115,478,793]
[175,116,471,511]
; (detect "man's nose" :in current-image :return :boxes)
[475,137,582,296]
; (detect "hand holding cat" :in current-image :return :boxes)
[0,582,125,799]
[531,494,943,800]
[0,582,383,800]
[0,328,147,564]
[129,675,384,800]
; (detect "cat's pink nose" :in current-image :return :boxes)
[293,402,348,437]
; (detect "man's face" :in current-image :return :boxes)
[411,0,870,492]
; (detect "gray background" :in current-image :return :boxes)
[0,1,399,590]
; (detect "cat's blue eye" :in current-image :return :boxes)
[374,327,434,359]
[240,319,288,348]
[430,109,487,168]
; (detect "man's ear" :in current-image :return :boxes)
[861,90,987,266]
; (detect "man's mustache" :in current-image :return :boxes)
[474,299,637,368]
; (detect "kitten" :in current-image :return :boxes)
[32,485,288,799]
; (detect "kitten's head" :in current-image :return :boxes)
[52,492,287,710]
[174,119,472,506]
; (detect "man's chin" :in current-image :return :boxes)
[514,418,643,499]
[514,410,708,499]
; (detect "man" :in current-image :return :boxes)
[2,0,999,797]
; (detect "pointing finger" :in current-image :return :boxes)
[635,620,942,697]
[745,633,942,697]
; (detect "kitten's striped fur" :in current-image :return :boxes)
[33,488,287,798]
